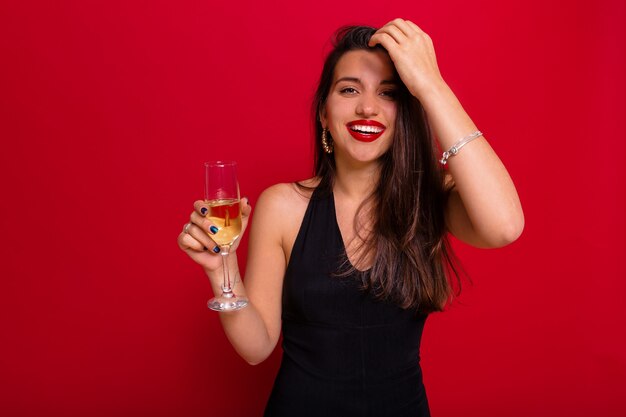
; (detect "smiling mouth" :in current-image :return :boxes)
[349,125,384,134]
[346,120,386,142]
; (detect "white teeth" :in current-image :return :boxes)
[350,125,383,134]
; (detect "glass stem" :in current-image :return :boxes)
[220,247,233,297]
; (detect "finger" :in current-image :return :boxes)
[178,230,206,252]
[376,24,407,45]
[185,221,222,253]
[368,32,397,50]
[191,211,220,237]
[193,200,209,216]
[179,230,221,254]
[384,18,415,37]
[404,20,427,36]
[241,197,252,218]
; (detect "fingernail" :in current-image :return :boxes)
[209,225,219,234]
[212,246,221,253]
[200,207,208,215]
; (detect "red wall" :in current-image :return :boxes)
[1,1,624,416]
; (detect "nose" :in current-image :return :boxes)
[355,92,379,117]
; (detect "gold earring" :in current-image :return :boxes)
[321,128,333,154]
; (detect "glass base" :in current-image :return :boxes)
[207,294,248,312]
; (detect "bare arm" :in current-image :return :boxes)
[211,185,287,364]
[370,19,524,248]
[178,185,294,365]
[427,84,524,248]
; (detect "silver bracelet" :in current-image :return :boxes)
[439,130,483,165]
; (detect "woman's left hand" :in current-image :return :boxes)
[368,18,444,101]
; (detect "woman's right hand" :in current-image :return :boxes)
[177,197,252,271]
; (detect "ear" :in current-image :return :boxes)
[319,105,327,128]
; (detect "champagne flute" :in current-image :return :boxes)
[204,161,248,311]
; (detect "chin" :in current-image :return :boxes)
[345,152,386,166]
[354,146,390,162]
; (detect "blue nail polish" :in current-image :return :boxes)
[209,225,219,234]
[200,207,208,215]
[212,246,220,253]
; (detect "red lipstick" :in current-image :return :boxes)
[346,120,386,142]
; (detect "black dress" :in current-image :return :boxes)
[264,188,430,417]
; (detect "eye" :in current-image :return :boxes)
[339,87,358,95]
[380,89,397,99]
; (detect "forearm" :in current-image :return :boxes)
[205,253,276,365]
[420,81,524,245]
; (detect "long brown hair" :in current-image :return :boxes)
[308,25,462,313]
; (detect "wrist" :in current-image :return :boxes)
[413,79,478,148]
[204,250,238,274]
[411,77,449,103]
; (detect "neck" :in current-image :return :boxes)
[333,156,381,202]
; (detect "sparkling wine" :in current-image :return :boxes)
[204,160,248,311]
[205,198,242,246]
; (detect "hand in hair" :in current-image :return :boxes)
[368,18,444,101]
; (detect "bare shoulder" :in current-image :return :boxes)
[255,177,319,216]
[253,177,319,257]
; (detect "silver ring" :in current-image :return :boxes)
[183,223,192,234]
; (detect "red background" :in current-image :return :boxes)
[1,0,624,416]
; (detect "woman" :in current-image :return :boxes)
[178,19,524,416]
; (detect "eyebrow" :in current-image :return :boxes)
[334,77,397,86]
